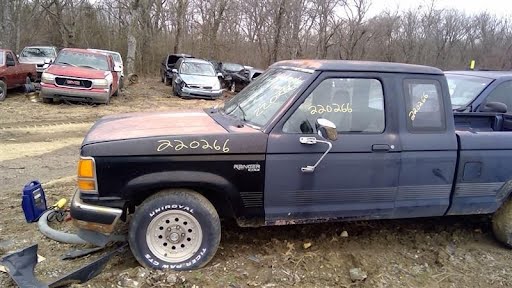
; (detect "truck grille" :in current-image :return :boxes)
[55,77,92,89]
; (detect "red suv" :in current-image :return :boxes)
[40,48,121,104]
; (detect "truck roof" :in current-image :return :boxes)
[271,60,443,75]
[445,70,512,80]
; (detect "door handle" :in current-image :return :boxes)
[372,144,391,152]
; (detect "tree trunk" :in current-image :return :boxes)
[173,0,187,53]
[127,0,140,76]
[270,0,286,64]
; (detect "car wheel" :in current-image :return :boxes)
[0,80,6,101]
[230,82,236,93]
[26,76,32,84]
[104,87,112,105]
[119,76,125,90]
[492,199,512,247]
[128,189,221,270]
[165,77,172,86]
[161,73,164,83]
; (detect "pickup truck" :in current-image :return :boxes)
[70,60,512,271]
[446,70,512,113]
[0,49,37,101]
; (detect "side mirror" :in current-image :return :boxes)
[6,60,15,67]
[316,118,337,141]
[171,69,178,74]
[113,66,122,72]
[480,101,507,113]
[217,72,223,78]
[298,118,337,173]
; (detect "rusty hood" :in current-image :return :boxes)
[83,110,227,145]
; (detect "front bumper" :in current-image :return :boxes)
[181,87,223,99]
[40,83,110,103]
[70,190,122,234]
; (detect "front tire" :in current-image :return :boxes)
[128,189,221,270]
[492,199,512,247]
[0,80,6,101]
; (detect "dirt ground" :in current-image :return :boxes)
[1,78,511,288]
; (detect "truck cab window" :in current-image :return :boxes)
[404,79,445,132]
[482,80,512,112]
[283,78,385,134]
[6,52,14,62]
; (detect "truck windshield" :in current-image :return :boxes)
[55,50,109,71]
[20,47,55,58]
[222,68,310,127]
[446,74,493,109]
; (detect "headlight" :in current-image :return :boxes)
[92,79,108,89]
[41,72,55,84]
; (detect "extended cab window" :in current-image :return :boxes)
[283,78,385,133]
[404,79,445,132]
[482,80,512,112]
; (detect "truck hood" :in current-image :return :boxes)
[83,110,227,145]
[46,64,108,79]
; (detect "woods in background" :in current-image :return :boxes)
[1,0,511,75]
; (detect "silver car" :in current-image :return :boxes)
[18,46,58,79]
[171,58,223,99]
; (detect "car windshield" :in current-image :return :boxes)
[20,47,55,58]
[0,52,3,65]
[223,63,244,72]
[55,50,109,71]
[446,74,493,109]
[180,62,215,76]
[222,68,310,127]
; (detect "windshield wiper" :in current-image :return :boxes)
[57,62,76,67]
[79,65,99,70]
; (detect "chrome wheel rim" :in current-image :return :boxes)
[0,87,4,98]
[146,210,203,263]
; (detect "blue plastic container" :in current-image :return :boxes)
[21,180,47,223]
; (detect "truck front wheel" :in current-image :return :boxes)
[128,189,221,270]
[492,199,512,247]
[0,80,6,101]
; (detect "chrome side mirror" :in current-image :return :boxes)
[171,68,178,73]
[299,118,337,173]
[217,72,223,78]
[316,118,337,141]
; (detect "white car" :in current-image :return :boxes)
[87,48,124,88]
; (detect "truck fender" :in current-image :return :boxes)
[123,171,241,217]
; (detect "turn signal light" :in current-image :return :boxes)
[78,158,94,178]
[78,179,96,191]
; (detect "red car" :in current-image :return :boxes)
[40,48,121,104]
[0,49,37,101]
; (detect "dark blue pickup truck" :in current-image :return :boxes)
[70,60,512,270]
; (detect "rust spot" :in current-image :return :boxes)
[73,219,116,234]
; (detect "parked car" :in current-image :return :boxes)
[171,58,223,99]
[40,48,121,104]
[87,48,125,89]
[215,62,250,92]
[161,53,194,85]
[70,59,512,271]
[445,70,512,113]
[18,46,59,80]
[0,49,37,101]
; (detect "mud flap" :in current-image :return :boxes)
[0,243,128,288]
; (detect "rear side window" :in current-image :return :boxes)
[6,52,14,62]
[404,79,445,132]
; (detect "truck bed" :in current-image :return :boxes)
[449,112,512,215]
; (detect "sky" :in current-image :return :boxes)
[368,0,512,17]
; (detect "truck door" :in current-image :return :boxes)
[394,76,458,217]
[264,72,401,222]
[4,52,18,87]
